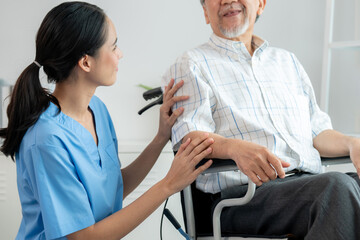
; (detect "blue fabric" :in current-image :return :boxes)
[15,96,123,240]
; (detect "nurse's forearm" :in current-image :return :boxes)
[121,134,168,198]
[67,179,172,240]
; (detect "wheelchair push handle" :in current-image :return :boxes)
[138,87,163,115]
[143,87,162,100]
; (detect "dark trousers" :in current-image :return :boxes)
[219,172,360,240]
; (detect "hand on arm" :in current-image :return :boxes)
[157,78,189,143]
[184,131,290,186]
[67,135,213,240]
[313,129,360,177]
[122,79,189,198]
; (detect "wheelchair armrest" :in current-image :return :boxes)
[321,156,351,166]
[197,158,237,174]
[198,156,352,175]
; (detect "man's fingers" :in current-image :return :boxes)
[354,162,360,179]
[247,171,263,186]
[262,164,277,180]
[267,154,287,178]
[281,160,291,168]
[254,166,270,183]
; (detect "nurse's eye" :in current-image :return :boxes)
[113,45,118,51]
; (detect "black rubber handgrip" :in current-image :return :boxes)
[143,87,163,100]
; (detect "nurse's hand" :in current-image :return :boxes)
[157,79,189,144]
[162,134,213,195]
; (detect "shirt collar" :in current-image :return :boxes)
[208,33,269,60]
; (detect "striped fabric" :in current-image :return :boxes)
[162,33,332,194]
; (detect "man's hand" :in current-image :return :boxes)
[229,140,290,186]
[349,138,360,178]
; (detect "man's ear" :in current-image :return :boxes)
[257,0,266,16]
[78,55,91,73]
[203,5,210,24]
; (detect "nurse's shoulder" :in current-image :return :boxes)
[21,103,70,151]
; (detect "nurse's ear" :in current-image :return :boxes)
[78,55,92,73]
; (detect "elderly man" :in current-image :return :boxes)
[162,0,360,239]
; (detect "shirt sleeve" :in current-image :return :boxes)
[162,55,217,150]
[291,53,333,138]
[27,143,95,239]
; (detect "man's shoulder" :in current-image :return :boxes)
[175,41,216,64]
[161,42,213,85]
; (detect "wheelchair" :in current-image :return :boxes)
[139,87,352,240]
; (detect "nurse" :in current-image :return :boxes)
[0,2,213,240]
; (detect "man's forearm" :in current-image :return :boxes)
[183,131,290,185]
[313,129,354,157]
[183,131,234,159]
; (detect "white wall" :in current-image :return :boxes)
[329,0,360,135]
[0,0,359,239]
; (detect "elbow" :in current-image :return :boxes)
[67,225,97,240]
[182,131,208,143]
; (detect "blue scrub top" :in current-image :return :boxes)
[15,96,123,240]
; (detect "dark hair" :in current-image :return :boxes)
[0,1,108,160]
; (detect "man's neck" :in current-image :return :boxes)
[215,30,256,56]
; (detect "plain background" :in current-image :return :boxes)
[0,0,359,239]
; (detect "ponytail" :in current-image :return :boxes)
[0,62,58,160]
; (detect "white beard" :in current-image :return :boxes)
[219,15,250,38]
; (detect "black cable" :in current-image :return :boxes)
[160,197,169,240]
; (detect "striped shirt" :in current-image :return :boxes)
[162,33,332,194]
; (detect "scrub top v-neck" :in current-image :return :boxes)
[15,96,123,240]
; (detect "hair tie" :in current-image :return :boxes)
[33,61,42,68]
